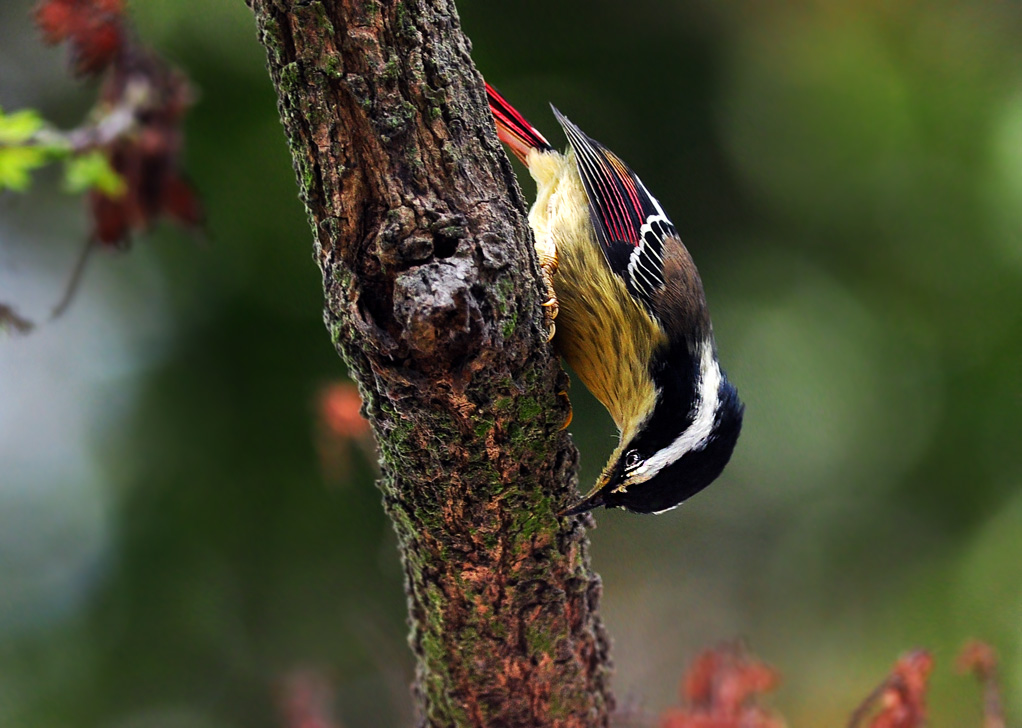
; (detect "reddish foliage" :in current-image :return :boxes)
[35,0,125,75]
[278,670,342,728]
[88,51,202,247]
[660,645,783,728]
[316,382,376,482]
[849,650,933,728]
[320,382,371,440]
[957,641,1006,728]
[34,0,202,251]
[160,173,204,228]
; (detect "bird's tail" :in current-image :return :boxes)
[486,82,553,165]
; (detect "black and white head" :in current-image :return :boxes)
[565,341,744,516]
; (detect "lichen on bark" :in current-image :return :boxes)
[246,0,614,724]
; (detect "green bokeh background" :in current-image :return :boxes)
[1,1,1020,726]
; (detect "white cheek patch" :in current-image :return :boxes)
[628,341,722,485]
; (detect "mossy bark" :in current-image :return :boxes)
[246,1,613,725]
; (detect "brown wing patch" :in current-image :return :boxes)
[652,236,711,346]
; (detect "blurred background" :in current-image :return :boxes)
[1,0,1020,726]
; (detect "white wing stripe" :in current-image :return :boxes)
[629,261,658,294]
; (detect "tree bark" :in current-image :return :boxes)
[246,1,614,725]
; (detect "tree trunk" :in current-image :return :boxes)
[245,1,614,725]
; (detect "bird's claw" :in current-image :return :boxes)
[541,296,558,341]
[539,261,559,342]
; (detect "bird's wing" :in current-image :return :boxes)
[552,107,677,311]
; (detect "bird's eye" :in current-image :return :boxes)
[624,449,642,471]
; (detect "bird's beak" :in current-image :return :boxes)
[558,489,606,518]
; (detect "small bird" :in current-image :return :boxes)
[487,83,744,516]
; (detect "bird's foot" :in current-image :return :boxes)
[539,260,559,342]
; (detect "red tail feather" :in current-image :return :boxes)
[485,82,553,165]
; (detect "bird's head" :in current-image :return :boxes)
[562,344,744,516]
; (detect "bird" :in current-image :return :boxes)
[486,82,744,516]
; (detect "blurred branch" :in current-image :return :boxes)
[245,0,612,725]
[0,304,35,336]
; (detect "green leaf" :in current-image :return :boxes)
[0,146,48,191]
[63,151,126,197]
[0,107,45,145]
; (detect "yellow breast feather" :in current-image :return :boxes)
[525,149,664,444]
